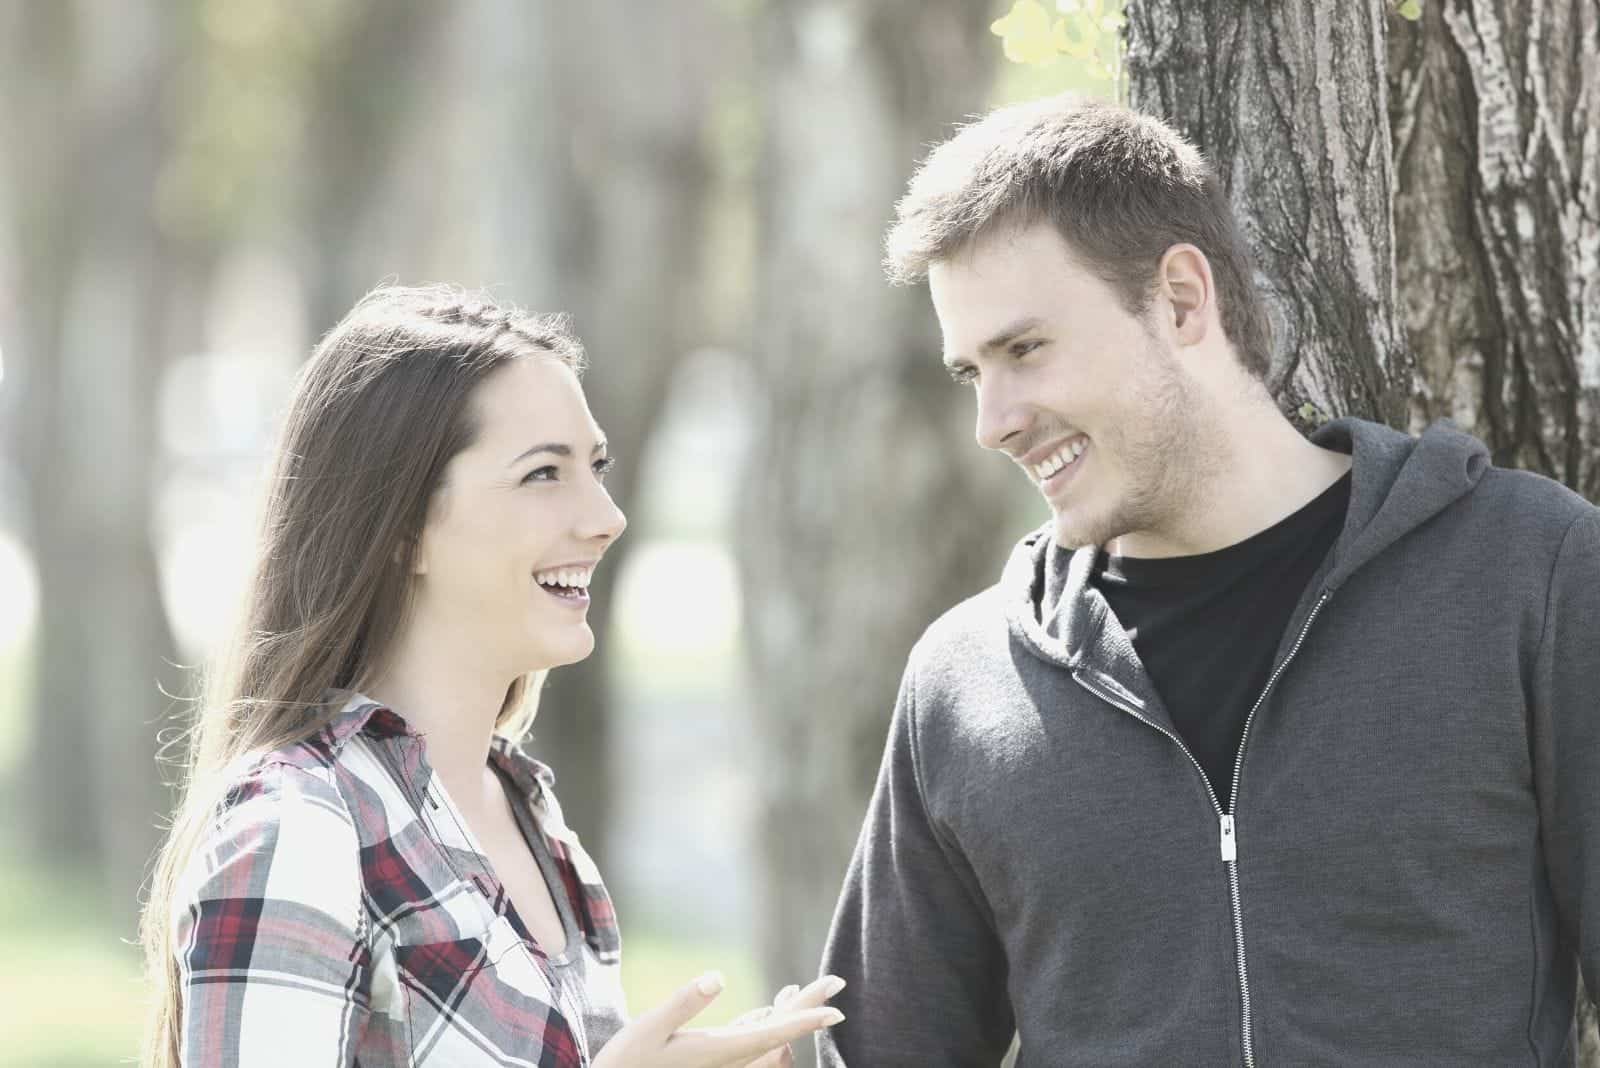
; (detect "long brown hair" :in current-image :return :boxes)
[139,284,586,1068]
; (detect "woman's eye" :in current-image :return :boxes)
[593,456,616,480]
[949,366,978,386]
[522,465,558,484]
[1011,339,1045,358]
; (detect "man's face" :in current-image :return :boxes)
[929,221,1212,553]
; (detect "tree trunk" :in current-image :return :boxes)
[1389,2,1600,1060]
[296,2,446,336]
[1392,0,1600,496]
[1127,0,1599,1059]
[512,0,721,871]
[3,0,185,930]
[742,1,1010,1052]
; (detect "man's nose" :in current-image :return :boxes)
[974,374,1031,453]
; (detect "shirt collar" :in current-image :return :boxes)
[322,689,553,801]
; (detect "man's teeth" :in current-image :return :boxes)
[1034,439,1088,480]
[534,567,592,589]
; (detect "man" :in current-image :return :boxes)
[818,94,1599,1066]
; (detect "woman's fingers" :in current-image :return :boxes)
[772,984,800,1011]
[677,1005,844,1065]
[729,1005,773,1028]
[631,971,726,1044]
[777,974,845,1012]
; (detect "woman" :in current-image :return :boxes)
[139,285,842,1067]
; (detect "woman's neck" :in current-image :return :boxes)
[363,618,522,816]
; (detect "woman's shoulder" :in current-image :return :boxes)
[173,756,365,943]
[199,692,408,854]
[216,691,402,794]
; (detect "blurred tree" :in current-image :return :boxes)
[739,0,1017,1052]
[1123,0,1599,1059]
[519,0,723,870]
[0,0,184,928]
[294,1,444,336]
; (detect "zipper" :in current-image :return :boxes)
[1075,589,1331,1068]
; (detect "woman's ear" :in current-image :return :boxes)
[394,538,428,576]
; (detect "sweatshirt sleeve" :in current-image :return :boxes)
[172,763,371,1066]
[1531,508,1600,1001]
[817,660,1014,1067]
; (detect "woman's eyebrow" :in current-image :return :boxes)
[508,439,607,467]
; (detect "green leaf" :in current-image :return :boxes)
[1396,0,1422,21]
[1297,402,1327,426]
[992,0,1062,65]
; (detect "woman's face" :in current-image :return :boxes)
[410,356,626,674]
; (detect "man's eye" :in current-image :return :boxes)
[593,457,616,479]
[949,366,978,386]
[522,465,558,484]
[1011,339,1045,358]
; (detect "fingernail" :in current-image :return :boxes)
[823,975,847,998]
[823,1008,846,1025]
[696,971,725,997]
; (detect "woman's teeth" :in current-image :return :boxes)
[534,567,592,592]
[1034,438,1088,481]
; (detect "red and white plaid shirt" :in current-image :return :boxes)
[171,692,624,1066]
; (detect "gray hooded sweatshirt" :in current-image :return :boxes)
[818,419,1600,1066]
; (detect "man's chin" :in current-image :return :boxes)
[1050,511,1098,551]
[1051,506,1127,552]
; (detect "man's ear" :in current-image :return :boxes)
[1156,244,1214,348]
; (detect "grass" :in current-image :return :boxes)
[0,848,758,1067]
[0,854,147,1067]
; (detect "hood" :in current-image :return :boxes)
[1000,418,1490,723]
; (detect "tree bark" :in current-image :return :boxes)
[1125,0,1413,427]
[1392,0,1600,497]
[1389,2,1600,1059]
[742,2,1011,1054]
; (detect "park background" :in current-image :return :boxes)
[1,1,1596,1064]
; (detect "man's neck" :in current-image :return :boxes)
[1107,408,1351,560]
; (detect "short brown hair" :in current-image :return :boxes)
[886,95,1272,381]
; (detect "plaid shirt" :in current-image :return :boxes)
[172,692,624,1066]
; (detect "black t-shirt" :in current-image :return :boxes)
[1090,473,1351,803]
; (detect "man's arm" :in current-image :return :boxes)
[817,661,1015,1067]
[1531,509,1600,1010]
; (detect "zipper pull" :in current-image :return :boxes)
[1219,814,1237,863]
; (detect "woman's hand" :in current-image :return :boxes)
[593,971,845,1068]
[730,977,847,1067]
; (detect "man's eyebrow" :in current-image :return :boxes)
[508,439,608,467]
[943,316,1048,369]
[979,317,1047,353]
